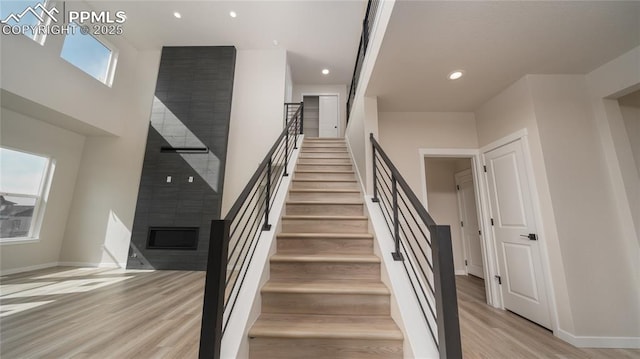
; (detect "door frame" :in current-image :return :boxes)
[454,168,483,278]
[301,92,342,137]
[418,148,499,306]
[480,128,559,334]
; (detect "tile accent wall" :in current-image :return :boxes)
[127,46,236,270]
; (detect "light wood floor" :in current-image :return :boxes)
[1,267,638,358]
[457,275,640,359]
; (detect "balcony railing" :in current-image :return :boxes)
[347,0,380,121]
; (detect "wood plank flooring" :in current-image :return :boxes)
[0,267,205,358]
[1,267,638,358]
[457,275,640,359]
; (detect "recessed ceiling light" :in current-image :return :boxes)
[229,11,237,18]
[273,40,279,46]
[448,70,464,80]
[322,69,330,75]
[173,12,182,19]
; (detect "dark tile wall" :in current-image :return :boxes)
[127,46,236,270]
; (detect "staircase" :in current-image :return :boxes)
[248,138,403,359]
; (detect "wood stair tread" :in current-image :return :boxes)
[249,313,403,340]
[262,280,389,295]
[270,253,380,263]
[292,179,357,182]
[282,215,367,220]
[295,170,354,174]
[277,233,373,239]
[289,189,360,193]
[287,200,363,205]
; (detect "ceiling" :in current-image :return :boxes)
[88,0,366,85]
[367,1,640,112]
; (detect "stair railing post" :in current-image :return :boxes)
[284,125,289,177]
[371,133,379,203]
[391,175,403,261]
[300,102,304,135]
[431,225,462,359]
[263,158,272,231]
[198,219,231,359]
[294,111,299,149]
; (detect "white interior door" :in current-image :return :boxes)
[318,95,339,138]
[484,139,551,329]
[455,169,484,278]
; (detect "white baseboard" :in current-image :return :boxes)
[556,329,640,349]
[0,262,58,276]
[455,270,467,276]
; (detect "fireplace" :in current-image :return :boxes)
[147,227,199,250]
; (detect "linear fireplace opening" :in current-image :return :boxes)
[147,227,199,250]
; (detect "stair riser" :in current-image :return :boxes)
[262,292,390,316]
[249,338,402,359]
[298,158,352,165]
[299,153,350,159]
[289,192,361,201]
[302,144,348,149]
[282,218,368,233]
[286,203,363,216]
[291,181,359,190]
[304,139,345,143]
[302,148,348,153]
[296,164,353,171]
[277,238,373,255]
[295,172,355,181]
[270,262,380,281]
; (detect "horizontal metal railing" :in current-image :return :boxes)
[347,0,380,121]
[370,133,462,359]
[198,106,302,359]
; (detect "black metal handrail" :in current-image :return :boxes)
[347,0,380,121]
[198,106,302,359]
[284,102,303,134]
[370,133,462,359]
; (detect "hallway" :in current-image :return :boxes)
[457,275,640,358]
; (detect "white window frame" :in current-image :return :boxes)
[0,147,55,245]
[61,20,119,87]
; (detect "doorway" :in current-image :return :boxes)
[302,95,339,138]
[423,157,485,281]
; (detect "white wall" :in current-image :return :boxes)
[475,76,574,334]
[1,10,161,269]
[586,46,640,252]
[285,62,293,103]
[0,109,85,273]
[59,50,160,267]
[221,49,288,216]
[620,105,640,176]
[292,84,348,137]
[378,112,477,199]
[528,75,640,338]
[0,1,138,136]
[424,158,471,273]
[476,73,640,341]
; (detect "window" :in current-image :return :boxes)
[60,22,117,85]
[0,147,53,242]
[0,0,52,44]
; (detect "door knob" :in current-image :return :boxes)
[520,233,537,241]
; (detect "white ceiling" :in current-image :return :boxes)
[367,1,640,112]
[88,0,366,85]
